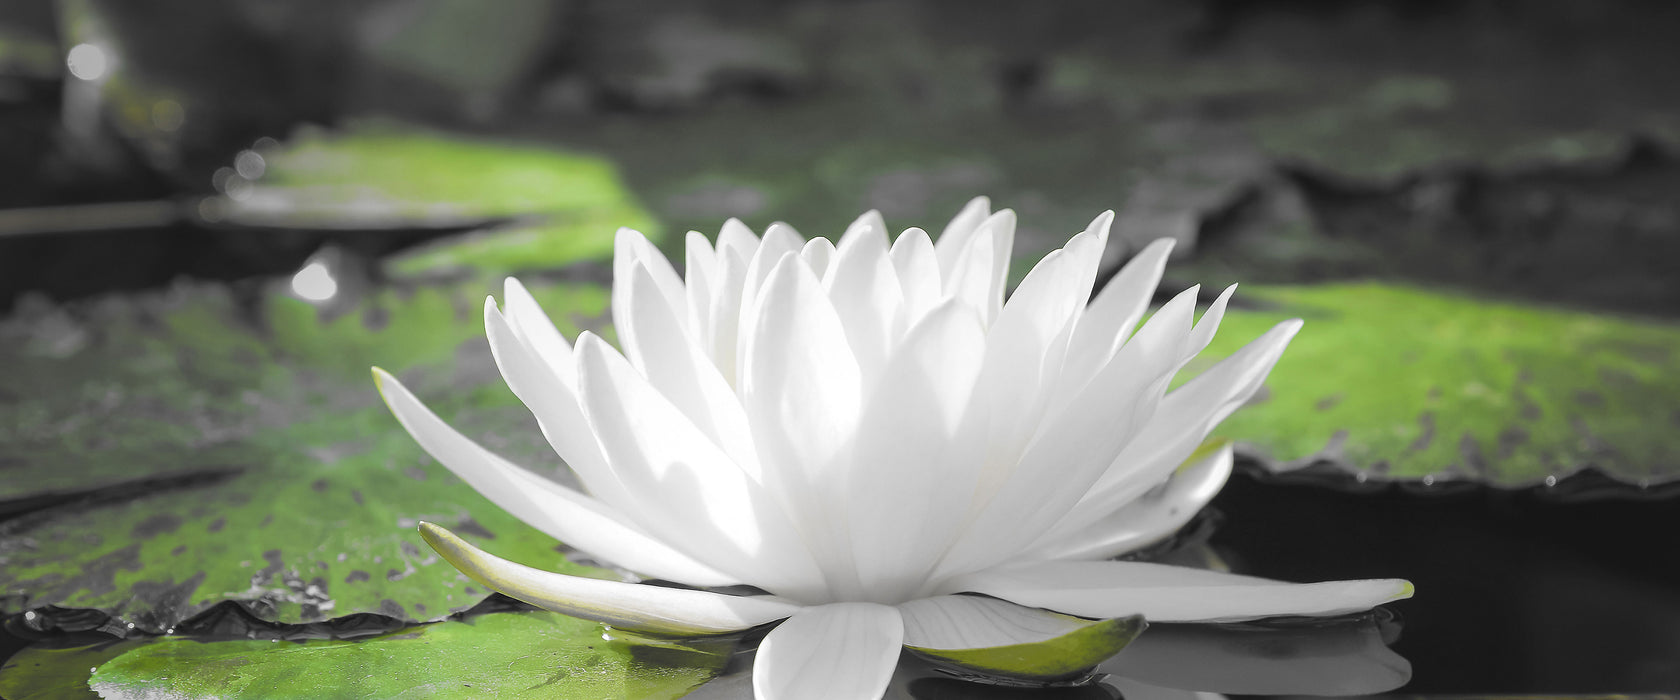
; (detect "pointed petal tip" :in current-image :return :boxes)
[1144,237,1177,255]
[1091,210,1116,233]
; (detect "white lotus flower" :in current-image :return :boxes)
[374,198,1412,700]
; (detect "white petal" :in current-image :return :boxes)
[622,264,760,476]
[972,210,1018,322]
[1186,284,1237,356]
[943,560,1414,623]
[373,369,734,586]
[841,209,888,247]
[826,222,903,379]
[685,231,719,344]
[888,227,941,327]
[501,278,575,386]
[708,251,747,386]
[481,300,628,509]
[737,223,804,372]
[741,253,863,485]
[941,224,994,321]
[575,333,826,597]
[933,195,991,276]
[800,236,836,280]
[1063,238,1175,387]
[717,217,760,263]
[753,603,903,700]
[741,253,865,597]
[612,228,685,369]
[938,284,1193,578]
[686,229,718,275]
[1036,441,1233,560]
[897,595,1092,650]
[1081,319,1302,514]
[965,247,1075,490]
[846,302,987,600]
[419,522,795,635]
[1065,211,1115,301]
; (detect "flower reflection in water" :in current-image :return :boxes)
[375,197,1412,699]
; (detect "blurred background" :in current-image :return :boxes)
[6,0,1680,309]
[3,0,1680,696]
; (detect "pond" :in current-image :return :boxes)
[5,1,1680,696]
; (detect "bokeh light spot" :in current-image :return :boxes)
[66,43,109,81]
[291,261,339,303]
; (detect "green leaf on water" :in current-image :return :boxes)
[217,122,658,274]
[0,278,616,630]
[1199,282,1680,487]
[86,611,727,699]
[1,122,663,628]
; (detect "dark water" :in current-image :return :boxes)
[1212,467,1680,692]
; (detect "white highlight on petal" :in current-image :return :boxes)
[753,602,903,700]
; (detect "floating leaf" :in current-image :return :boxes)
[215,122,658,274]
[0,278,615,629]
[86,611,726,699]
[1200,283,1680,487]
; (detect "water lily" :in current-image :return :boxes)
[374,197,1412,700]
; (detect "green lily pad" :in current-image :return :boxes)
[84,611,726,699]
[215,122,657,271]
[1,120,665,629]
[1200,283,1680,487]
[0,276,618,630]
[906,614,1146,683]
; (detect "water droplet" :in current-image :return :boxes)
[1544,475,1558,487]
[1421,475,1435,486]
[291,261,339,303]
[66,43,109,81]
